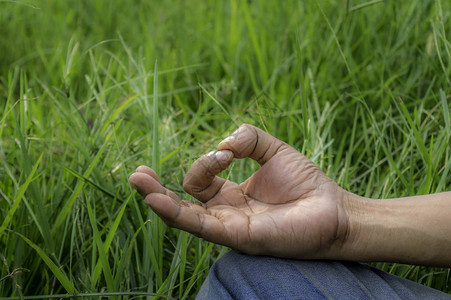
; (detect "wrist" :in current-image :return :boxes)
[318,189,369,261]
[336,191,372,261]
[338,192,451,267]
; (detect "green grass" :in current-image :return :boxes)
[0,0,450,298]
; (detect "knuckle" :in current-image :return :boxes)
[182,180,203,199]
[182,174,194,191]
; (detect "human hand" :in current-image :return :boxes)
[129,124,355,259]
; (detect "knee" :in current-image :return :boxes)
[199,252,331,299]
[197,251,253,299]
[209,251,270,280]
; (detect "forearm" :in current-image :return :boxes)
[342,191,451,267]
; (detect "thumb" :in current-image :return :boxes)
[218,124,287,165]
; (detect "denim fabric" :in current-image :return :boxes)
[196,251,451,300]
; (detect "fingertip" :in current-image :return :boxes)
[218,135,236,148]
[215,150,233,162]
[127,172,167,198]
[218,123,287,165]
[217,124,257,158]
[128,172,139,190]
[135,165,161,183]
[217,124,249,148]
[135,165,147,172]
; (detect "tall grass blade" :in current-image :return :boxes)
[440,89,450,136]
[93,194,133,285]
[13,97,54,250]
[349,0,384,12]
[153,60,160,175]
[85,198,115,292]
[62,166,116,199]
[242,1,268,84]
[181,243,214,300]
[0,153,42,237]
[199,84,238,126]
[16,233,77,294]
[151,59,164,290]
[53,131,113,231]
[100,93,140,136]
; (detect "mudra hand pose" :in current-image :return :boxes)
[129,124,451,299]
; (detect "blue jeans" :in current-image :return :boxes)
[196,251,451,299]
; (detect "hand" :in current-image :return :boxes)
[129,124,354,259]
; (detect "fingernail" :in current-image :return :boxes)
[206,150,216,157]
[233,125,245,134]
[216,150,233,161]
[218,135,235,146]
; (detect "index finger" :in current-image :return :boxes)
[183,150,234,203]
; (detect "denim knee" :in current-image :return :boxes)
[197,251,330,299]
[197,251,451,300]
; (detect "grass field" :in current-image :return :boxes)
[1,0,450,298]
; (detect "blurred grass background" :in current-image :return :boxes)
[0,0,450,298]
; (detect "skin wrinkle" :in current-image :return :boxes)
[246,214,252,250]
[198,155,216,178]
[340,199,352,246]
[290,223,296,248]
[170,201,184,227]
[258,143,288,166]
[183,150,232,201]
[300,174,328,198]
[333,202,344,244]
[255,140,273,164]
[216,212,242,251]
[205,179,227,203]
[268,215,281,254]
[249,125,260,158]
[298,161,319,180]
[228,133,246,158]
[239,178,251,198]
[296,185,317,201]
[204,183,238,208]
[243,193,256,214]
[183,181,202,199]
[182,173,197,193]
[319,209,340,255]
[185,177,221,201]
[183,150,233,201]
[197,212,206,238]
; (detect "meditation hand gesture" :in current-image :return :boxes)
[129,124,352,259]
[130,124,451,266]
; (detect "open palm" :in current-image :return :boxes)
[129,124,351,259]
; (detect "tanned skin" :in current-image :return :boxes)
[129,124,451,267]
